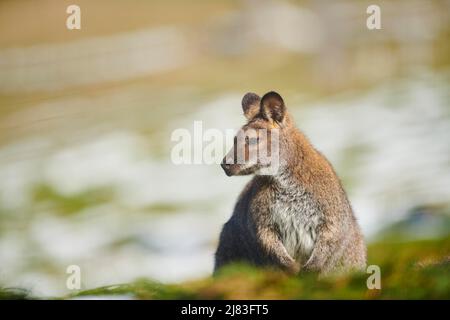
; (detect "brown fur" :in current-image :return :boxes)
[215,91,366,276]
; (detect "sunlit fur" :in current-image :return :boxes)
[216,91,366,276]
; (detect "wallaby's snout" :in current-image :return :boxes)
[221,152,240,176]
[220,160,233,176]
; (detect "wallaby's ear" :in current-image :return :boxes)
[260,91,286,123]
[242,92,261,120]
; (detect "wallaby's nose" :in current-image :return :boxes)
[221,161,232,176]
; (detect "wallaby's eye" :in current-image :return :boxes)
[247,137,259,145]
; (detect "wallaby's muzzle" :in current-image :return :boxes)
[220,161,234,176]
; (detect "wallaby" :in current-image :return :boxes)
[214,91,366,276]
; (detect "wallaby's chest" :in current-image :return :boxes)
[270,189,321,261]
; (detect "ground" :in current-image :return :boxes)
[3,235,448,300]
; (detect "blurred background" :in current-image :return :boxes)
[0,0,449,297]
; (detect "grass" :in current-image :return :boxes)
[0,235,448,300]
[0,288,32,300]
[63,235,450,300]
[32,184,115,215]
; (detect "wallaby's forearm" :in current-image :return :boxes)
[302,221,345,274]
[256,226,299,274]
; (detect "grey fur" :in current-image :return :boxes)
[215,92,366,276]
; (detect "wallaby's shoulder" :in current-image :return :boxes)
[231,176,272,217]
[288,133,348,205]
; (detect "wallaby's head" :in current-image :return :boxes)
[221,91,294,177]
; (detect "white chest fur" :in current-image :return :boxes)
[270,187,320,262]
